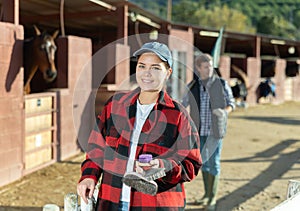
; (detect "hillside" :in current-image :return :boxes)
[129,0,300,40]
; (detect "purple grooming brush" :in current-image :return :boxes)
[139,154,152,163]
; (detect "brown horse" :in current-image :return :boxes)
[23,25,59,94]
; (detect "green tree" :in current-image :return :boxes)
[130,0,167,19]
[130,0,300,40]
[257,15,298,40]
[228,0,300,39]
[172,0,199,25]
[293,10,300,28]
[273,17,298,40]
[257,16,276,35]
[188,5,255,33]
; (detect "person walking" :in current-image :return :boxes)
[77,42,202,211]
[182,53,235,211]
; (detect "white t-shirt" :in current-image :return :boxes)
[120,100,155,203]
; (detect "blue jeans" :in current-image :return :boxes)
[200,135,223,176]
[118,201,129,211]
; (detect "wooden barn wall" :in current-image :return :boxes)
[0,22,24,187]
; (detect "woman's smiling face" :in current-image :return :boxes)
[136,52,171,92]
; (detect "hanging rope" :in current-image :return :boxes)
[60,0,65,36]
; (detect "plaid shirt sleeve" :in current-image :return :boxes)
[155,103,202,192]
[79,98,112,184]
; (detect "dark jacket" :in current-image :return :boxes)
[187,74,230,139]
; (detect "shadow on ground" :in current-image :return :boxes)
[231,116,300,126]
[216,139,300,211]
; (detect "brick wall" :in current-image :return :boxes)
[0,22,24,187]
[115,43,130,87]
[274,59,286,104]
[219,55,231,81]
[247,57,261,105]
[292,75,300,101]
[169,28,194,83]
[55,36,93,160]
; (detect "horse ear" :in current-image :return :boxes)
[33,25,41,36]
[52,30,59,39]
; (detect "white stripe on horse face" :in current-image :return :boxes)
[44,40,57,61]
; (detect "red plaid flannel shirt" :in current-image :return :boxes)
[79,88,202,210]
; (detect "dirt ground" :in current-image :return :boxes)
[0,101,299,211]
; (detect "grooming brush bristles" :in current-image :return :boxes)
[122,172,158,195]
[122,168,166,195]
[144,168,166,181]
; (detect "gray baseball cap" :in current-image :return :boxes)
[133,42,173,68]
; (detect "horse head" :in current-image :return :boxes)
[24,26,59,94]
[33,25,59,83]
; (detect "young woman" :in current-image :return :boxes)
[77,42,202,211]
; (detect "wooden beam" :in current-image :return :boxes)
[254,36,261,58]
[116,5,128,45]
[21,10,114,23]
[2,0,19,24]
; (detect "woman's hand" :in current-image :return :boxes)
[149,159,159,168]
[135,159,160,175]
[77,178,95,204]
